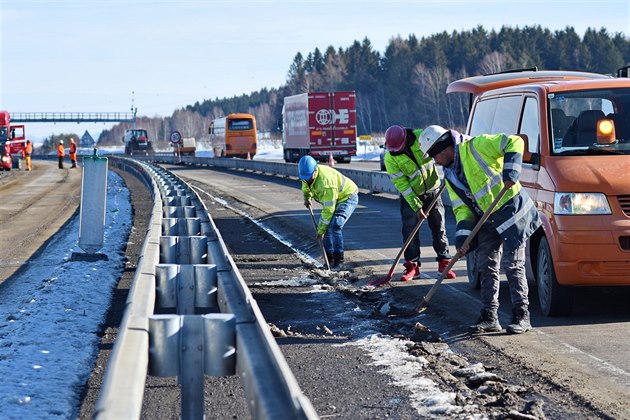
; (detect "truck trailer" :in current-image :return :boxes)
[281,91,357,163]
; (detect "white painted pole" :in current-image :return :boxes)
[78,150,108,254]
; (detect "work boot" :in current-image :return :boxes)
[400,261,420,281]
[468,309,502,333]
[506,307,532,334]
[332,252,344,270]
[438,258,457,279]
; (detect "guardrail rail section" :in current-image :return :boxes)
[95,158,318,420]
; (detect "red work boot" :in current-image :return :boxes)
[400,261,420,282]
[438,259,456,279]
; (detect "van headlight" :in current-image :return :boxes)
[554,192,611,215]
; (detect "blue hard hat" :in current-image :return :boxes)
[298,155,318,180]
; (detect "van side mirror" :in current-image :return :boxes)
[517,134,540,169]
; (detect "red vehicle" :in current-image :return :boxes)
[281,91,357,163]
[0,110,26,170]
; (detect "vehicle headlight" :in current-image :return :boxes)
[554,192,611,215]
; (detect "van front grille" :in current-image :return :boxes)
[620,236,630,251]
[619,195,630,217]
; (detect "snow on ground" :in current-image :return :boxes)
[97,138,385,162]
[0,171,132,419]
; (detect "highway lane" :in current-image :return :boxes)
[0,160,82,283]
[166,162,630,418]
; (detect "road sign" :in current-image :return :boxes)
[170,130,182,145]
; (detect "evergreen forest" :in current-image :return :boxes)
[95,25,630,148]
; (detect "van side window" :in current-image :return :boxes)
[470,95,521,136]
[519,96,540,158]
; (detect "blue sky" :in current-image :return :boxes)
[1,0,629,139]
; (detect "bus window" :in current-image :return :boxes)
[228,118,253,131]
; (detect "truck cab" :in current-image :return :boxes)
[448,68,630,316]
[0,110,27,170]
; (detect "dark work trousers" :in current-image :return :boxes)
[399,189,451,263]
[58,156,64,169]
[475,223,529,313]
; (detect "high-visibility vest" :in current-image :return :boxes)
[302,164,358,235]
[57,145,65,157]
[384,128,440,212]
[444,133,540,251]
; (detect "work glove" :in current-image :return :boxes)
[316,233,324,242]
[304,200,311,208]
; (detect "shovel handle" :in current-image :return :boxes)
[369,183,446,287]
[392,183,447,268]
[308,205,330,270]
[415,185,511,311]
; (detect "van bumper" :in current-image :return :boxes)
[554,230,630,286]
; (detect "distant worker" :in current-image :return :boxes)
[69,138,77,168]
[22,139,33,171]
[57,140,65,169]
[419,125,541,334]
[383,125,455,282]
[299,155,359,269]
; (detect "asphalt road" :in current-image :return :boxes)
[0,160,82,284]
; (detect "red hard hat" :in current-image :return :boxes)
[385,125,407,153]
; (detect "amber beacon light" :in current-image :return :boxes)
[596,118,617,144]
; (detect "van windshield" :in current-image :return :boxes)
[549,88,630,155]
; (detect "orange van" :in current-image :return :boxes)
[448,68,630,316]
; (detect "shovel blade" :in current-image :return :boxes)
[386,304,419,318]
[368,275,392,287]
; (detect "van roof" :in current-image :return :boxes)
[446,70,611,95]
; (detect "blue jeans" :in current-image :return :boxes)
[323,193,358,255]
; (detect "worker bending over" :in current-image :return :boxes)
[383,125,455,281]
[420,126,541,334]
[298,155,358,269]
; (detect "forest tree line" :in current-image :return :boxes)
[94,25,630,149]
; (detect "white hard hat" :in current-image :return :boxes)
[419,125,448,158]
[59,140,63,144]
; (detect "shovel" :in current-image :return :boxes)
[368,183,447,287]
[388,185,510,317]
[307,204,331,270]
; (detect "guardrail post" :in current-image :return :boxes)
[160,236,209,264]
[155,264,218,314]
[148,314,236,420]
[162,217,202,236]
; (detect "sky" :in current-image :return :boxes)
[1,0,629,140]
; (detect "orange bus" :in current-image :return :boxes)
[209,113,257,158]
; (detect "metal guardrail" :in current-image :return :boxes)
[133,154,451,206]
[95,158,318,419]
[137,154,400,194]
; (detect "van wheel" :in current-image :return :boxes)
[537,237,574,316]
[466,250,481,289]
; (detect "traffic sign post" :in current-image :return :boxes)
[170,131,182,161]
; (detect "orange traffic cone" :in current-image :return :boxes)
[246,152,251,160]
[328,151,335,167]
